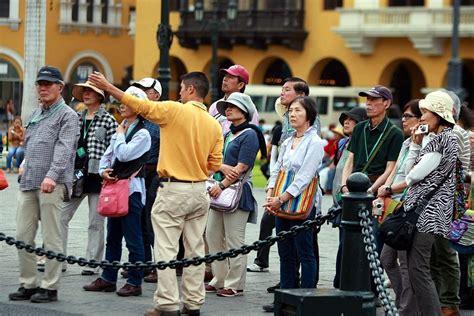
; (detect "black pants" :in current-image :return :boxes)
[254,212,275,268]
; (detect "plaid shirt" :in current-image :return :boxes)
[21,98,80,192]
[78,107,117,174]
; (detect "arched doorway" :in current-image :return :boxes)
[461,59,474,109]
[0,58,23,118]
[169,56,188,101]
[202,57,235,102]
[65,60,102,105]
[263,58,292,86]
[308,58,351,87]
[379,59,426,110]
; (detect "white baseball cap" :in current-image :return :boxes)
[132,78,162,95]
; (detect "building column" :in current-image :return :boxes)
[21,0,46,119]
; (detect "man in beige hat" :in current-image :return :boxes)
[59,80,118,276]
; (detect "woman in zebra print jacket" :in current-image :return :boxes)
[402,90,458,316]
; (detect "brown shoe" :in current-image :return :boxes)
[116,283,142,297]
[144,270,157,283]
[204,271,213,282]
[83,278,116,292]
[442,306,460,316]
[120,269,128,278]
[144,308,180,316]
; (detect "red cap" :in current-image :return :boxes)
[219,65,249,84]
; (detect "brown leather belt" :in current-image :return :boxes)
[159,177,204,184]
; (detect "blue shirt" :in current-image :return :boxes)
[144,120,160,165]
[223,128,259,212]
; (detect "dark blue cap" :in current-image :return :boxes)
[36,66,63,83]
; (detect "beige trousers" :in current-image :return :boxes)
[152,181,210,312]
[16,186,65,290]
[206,208,250,291]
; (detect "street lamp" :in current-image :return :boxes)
[195,0,238,102]
[156,1,173,100]
[447,0,465,101]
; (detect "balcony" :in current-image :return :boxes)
[176,8,307,51]
[333,7,474,55]
[58,0,124,36]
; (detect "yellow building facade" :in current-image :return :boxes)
[133,0,474,126]
[0,0,136,117]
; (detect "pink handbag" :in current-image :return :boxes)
[97,179,130,217]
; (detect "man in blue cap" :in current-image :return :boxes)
[8,66,79,303]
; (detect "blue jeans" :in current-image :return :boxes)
[275,209,317,289]
[101,192,145,286]
[6,146,24,169]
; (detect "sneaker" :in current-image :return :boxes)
[266,282,280,293]
[8,287,39,301]
[216,288,243,297]
[205,284,218,293]
[83,278,116,292]
[246,263,269,272]
[30,288,57,303]
[262,302,275,312]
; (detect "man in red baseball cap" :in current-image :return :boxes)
[208,64,259,134]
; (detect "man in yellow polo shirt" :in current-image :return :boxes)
[89,71,223,316]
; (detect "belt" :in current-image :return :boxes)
[159,177,204,184]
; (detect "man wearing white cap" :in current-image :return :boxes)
[60,80,117,276]
[132,78,162,283]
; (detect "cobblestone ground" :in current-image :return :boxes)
[0,172,471,315]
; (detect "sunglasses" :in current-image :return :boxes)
[402,113,418,119]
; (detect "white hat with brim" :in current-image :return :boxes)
[216,92,255,121]
[72,81,105,102]
[419,90,456,125]
[274,97,286,118]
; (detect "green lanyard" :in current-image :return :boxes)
[390,147,409,186]
[83,115,95,139]
[29,102,65,125]
[363,119,389,163]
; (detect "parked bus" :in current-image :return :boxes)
[245,85,370,128]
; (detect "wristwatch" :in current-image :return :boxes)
[385,185,393,195]
[218,182,226,190]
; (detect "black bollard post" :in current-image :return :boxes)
[274,172,376,316]
[340,172,374,291]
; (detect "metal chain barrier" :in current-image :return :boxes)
[358,207,399,316]
[0,211,335,271]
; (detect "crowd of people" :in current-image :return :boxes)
[4,62,474,316]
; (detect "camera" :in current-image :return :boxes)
[373,200,384,216]
[415,124,429,135]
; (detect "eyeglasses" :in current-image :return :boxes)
[402,113,418,119]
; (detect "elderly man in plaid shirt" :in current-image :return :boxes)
[8,66,79,303]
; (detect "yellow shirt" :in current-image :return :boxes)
[121,94,223,181]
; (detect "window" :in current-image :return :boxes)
[316,97,328,115]
[72,1,78,22]
[324,0,343,10]
[332,97,358,111]
[101,0,108,23]
[170,0,181,11]
[388,0,424,6]
[86,0,93,23]
[460,0,474,5]
[0,0,9,18]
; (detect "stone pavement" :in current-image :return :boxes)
[0,172,469,315]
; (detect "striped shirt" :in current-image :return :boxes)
[20,98,80,192]
[453,124,471,174]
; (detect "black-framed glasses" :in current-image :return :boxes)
[402,113,418,119]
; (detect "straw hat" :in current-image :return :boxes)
[72,81,105,102]
[274,97,286,118]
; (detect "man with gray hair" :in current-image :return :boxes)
[8,66,79,303]
[430,88,469,316]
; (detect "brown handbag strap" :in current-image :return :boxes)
[361,125,396,174]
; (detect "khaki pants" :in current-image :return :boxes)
[152,181,209,312]
[206,208,249,291]
[16,186,65,290]
[60,193,104,271]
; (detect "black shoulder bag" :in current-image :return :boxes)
[379,172,449,250]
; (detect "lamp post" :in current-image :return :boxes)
[447,0,464,100]
[194,0,237,103]
[157,0,173,100]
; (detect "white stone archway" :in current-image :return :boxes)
[0,47,25,75]
[64,50,114,83]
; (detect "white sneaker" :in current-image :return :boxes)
[246,263,269,272]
